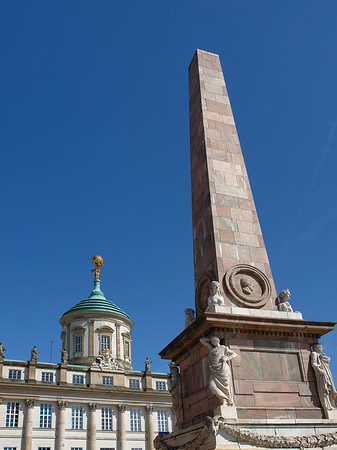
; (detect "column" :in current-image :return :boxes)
[56,401,68,450]
[23,399,35,450]
[146,406,154,450]
[88,403,97,450]
[117,404,126,450]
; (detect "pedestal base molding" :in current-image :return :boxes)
[154,417,337,450]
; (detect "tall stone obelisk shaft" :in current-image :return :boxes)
[189,49,277,312]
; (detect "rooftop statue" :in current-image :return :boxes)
[91,255,103,279]
[184,308,195,329]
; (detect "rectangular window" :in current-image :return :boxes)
[6,402,19,427]
[75,336,82,352]
[73,374,84,384]
[157,409,168,432]
[8,369,21,380]
[101,407,113,430]
[4,448,17,450]
[102,376,113,385]
[131,448,142,450]
[101,335,110,352]
[155,381,166,390]
[71,448,83,450]
[71,406,83,429]
[100,448,115,450]
[129,379,140,388]
[39,403,52,428]
[38,448,51,450]
[130,408,141,431]
[124,341,130,357]
[41,372,53,382]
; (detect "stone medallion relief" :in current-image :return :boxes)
[224,264,271,308]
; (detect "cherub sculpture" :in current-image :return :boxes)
[91,255,103,279]
[278,289,293,312]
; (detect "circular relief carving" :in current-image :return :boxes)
[223,264,271,308]
[195,272,214,315]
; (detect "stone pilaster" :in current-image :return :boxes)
[116,323,121,360]
[23,399,35,450]
[146,405,155,450]
[89,320,94,357]
[117,404,126,450]
[28,362,36,382]
[59,363,67,384]
[56,401,68,450]
[88,403,98,450]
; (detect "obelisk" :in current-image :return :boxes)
[157,51,337,450]
[189,49,277,314]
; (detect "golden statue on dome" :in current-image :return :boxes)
[92,255,103,279]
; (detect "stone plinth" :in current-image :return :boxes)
[160,313,335,428]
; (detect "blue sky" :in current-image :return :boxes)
[1,1,337,375]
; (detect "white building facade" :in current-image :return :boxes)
[0,272,172,450]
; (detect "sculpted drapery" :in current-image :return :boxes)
[200,336,237,406]
[311,343,337,411]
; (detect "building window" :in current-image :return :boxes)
[101,335,110,352]
[131,448,142,450]
[4,447,17,450]
[38,448,51,450]
[72,406,83,429]
[155,381,166,390]
[130,408,141,431]
[41,372,53,382]
[75,336,83,352]
[157,409,168,432]
[101,407,112,430]
[100,448,114,450]
[8,369,21,380]
[102,376,113,385]
[129,379,140,388]
[124,340,130,357]
[71,448,83,450]
[6,402,19,427]
[73,375,84,384]
[39,403,52,428]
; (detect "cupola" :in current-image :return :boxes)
[60,255,133,368]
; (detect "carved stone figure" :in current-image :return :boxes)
[30,345,39,362]
[145,356,151,373]
[240,277,254,295]
[184,308,195,328]
[169,361,183,429]
[61,349,68,364]
[311,343,337,411]
[278,289,293,312]
[206,281,225,311]
[91,255,103,279]
[200,336,237,406]
[61,331,66,350]
[91,352,120,370]
[0,342,6,360]
[25,399,36,408]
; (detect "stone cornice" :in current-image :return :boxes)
[159,313,336,360]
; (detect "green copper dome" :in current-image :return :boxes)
[62,279,131,320]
